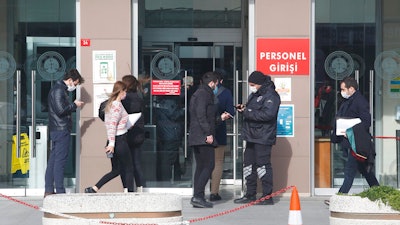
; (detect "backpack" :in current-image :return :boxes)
[98,99,108,121]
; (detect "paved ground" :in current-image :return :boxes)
[0,187,330,225]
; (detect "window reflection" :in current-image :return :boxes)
[145,0,241,28]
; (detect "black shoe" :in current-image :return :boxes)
[84,187,97,193]
[44,192,55,198]
[256,196,274,205]
[234,194,256,204]
[209,193,222,201]
[190,197,213,208]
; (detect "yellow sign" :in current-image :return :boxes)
[11,133,30,174]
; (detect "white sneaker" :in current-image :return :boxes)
[137,186,143,192]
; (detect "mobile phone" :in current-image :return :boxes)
[235,105,243,109]
[106,151,113,158]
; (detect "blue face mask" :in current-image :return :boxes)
[213,85,219,95]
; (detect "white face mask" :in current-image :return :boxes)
[249,86,258,94]
[341,91,350,99]
[67,84,76,92]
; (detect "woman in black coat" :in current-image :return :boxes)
[121,75,146,190]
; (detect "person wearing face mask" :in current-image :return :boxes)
[45,69,85,197]
[85,81,135,193]
[234,71,280,205]
[329,77,379,197]
[209,69,235,202]
[188,71,231,208]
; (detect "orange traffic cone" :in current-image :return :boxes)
[288,186,302,225]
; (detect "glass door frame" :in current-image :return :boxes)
[140,42,243,194]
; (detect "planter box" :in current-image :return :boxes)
[43,193,182,225]
[330,195,400,225]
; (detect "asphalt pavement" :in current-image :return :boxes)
[0,186,330,225]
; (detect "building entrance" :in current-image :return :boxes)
[138,43,244,194]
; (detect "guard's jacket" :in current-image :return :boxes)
[241,80,281,146]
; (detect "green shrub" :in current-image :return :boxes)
[356,186,400,211]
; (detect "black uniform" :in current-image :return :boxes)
[241,79,280,197]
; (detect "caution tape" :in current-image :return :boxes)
[0,185,295,225]
[373,136,400,140]
[188,185,294,223]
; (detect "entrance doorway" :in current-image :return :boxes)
[139,43,243,194]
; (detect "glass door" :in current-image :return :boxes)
[0,0,77,196]
[139,43,242,193]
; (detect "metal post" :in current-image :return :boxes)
[397,130,400,188]
[16,70,21,158]
[184,70,188,158]
[31,70,36,158]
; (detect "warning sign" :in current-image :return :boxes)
[151,80,181,96]
[11,133,30,174]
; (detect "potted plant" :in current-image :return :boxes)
[329,186,400,225]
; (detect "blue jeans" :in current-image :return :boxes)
[339,148,379,193]
[45,130,71,194]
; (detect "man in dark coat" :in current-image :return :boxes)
[188,71,231,208]
[155,96,185,182]
[333,77,379,194]
[234,71,280,205]
[45,69,84,197]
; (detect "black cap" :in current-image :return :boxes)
[248,71,268,85]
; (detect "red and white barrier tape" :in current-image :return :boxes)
[0,185,295,225]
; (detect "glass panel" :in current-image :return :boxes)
[138,0,243,191]
[0,0,77,195]
[145,0,241,28]
[314,0,377,189]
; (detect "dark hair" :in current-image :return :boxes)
[63,69,85,84]
[214,68,227,80]
[122,75,139,92]
[202,71,218,84]
[341,77,358,90]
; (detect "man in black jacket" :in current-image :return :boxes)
[234,71,280,205]
[44,69,84,197]
[155,96,185,182]
[188,72,231,208]
[334,77,379,194]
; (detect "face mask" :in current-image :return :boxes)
[67,84,76,92]
[213,85,219,95]
[341,91,350,99]
[249,86,258,94]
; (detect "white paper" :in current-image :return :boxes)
[336,118,361,136]
[127,113,142,128]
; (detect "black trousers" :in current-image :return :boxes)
[243,142,273,196]
[157,140,182,181]
[339,148,379,193]
[193,145,215,199]
[95,134,134,192]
